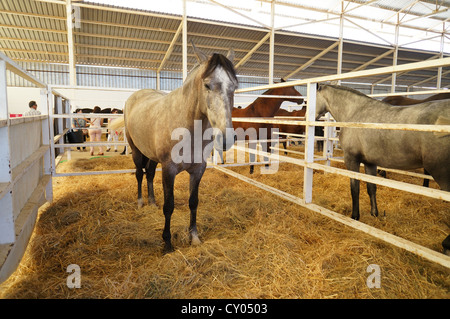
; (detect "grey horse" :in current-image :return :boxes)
[315,84,450,253]
[111,45,238,252]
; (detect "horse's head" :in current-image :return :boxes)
[273,79,304,105]
[315,83,330,120]
[193,43,238,151]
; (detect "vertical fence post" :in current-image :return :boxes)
[323,112,334,166]
[41,87,53,201]
[48,88,57,178]
[303,82,316,203]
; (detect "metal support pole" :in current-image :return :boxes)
[337,0,345,80]
[391,17,399,93]
[268,0,275,84]
[337,11,344,82]
[437,27,445,89]
[66,0,77,87]
[182,0,188,82]
[156,71,161,90]
[303,82,316,203]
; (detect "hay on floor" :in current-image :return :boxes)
[0,151,449,298]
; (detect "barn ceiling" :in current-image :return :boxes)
[0,0,450,89]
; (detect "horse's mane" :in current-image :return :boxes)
[325,84,370,99]
[202,53,238,83]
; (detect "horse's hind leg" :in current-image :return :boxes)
[427,165,450,191]
[128,133,147,208]
[135,155,149,209]
[188,164,206,246]
[364,164,379,217]
[422,169,430,188]
[344,155,361,220]
[146,160,158,206]
[161,165,176,253]
[442,235,450,256]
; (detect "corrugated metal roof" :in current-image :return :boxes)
[0,0,449,89]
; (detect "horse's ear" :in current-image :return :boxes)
[226,48,235,63]
[191,40,207,63]
[316,83,322,91]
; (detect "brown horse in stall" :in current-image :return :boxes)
[382,92,450,105]
[273,108,306,154]
[382,92,450,186]
[231,79,304,173]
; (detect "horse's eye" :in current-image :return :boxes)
[204,83,211,91]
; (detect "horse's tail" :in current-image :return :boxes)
[433,116,450,137]
[109,115,125,132]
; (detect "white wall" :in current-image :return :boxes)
[7,87,46,115]
[54,88,138,112]
[6,86,304,116]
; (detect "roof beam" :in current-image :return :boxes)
[409,69,450,87]
[352,49,394,71]
[0,9,65,20]
[0,37,67,46]
[0,23,66,34]
[76,54,160,64]
[401,7,448,25]
[261,0,446,35]
[274,16,340,32]
[343,0,380,14]
[372,53,440,85]
[344,17,393,46]
[381,0,420,23]
[235,32,270,69]
[206,0,270,29]
[284,41,339,80]
[0,48,68,56]
[158,22,183,73]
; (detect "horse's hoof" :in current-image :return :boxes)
[137,198,144,209]
[163,244,174,254]
[191,236,202,246]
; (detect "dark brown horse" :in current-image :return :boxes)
[231,80,304,173]
[382,92,450,106]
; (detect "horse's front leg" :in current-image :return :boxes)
[161,166,176,253]
[344,155,361,220]
[364,164,379,217]
[188,164,206,246]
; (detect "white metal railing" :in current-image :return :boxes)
[0,52,54,283]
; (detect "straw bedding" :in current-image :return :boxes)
[0,150,448,298]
